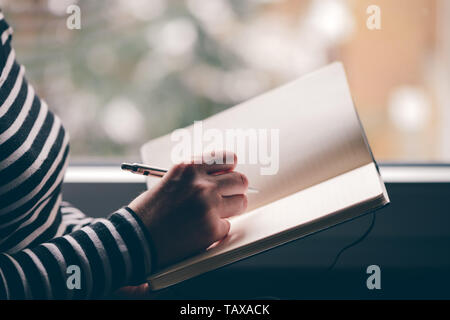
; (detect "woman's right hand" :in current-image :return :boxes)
[128,151,248,272]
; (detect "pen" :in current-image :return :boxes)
[121,162,259,194]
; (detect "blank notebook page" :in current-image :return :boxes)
[153,162,384,274]
[141,63,374,212]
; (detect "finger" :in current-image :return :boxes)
[194,151,237,174]
[220,194,248,218]
[214,171,248,196]
[165,162,195,181]
[162,163,197,192]
[211,218,231,242]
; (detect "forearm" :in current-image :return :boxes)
[0,207,152,299]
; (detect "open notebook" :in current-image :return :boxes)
[141,62,390,290]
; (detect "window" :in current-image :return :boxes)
[1,0,448,162]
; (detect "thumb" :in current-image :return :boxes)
[214,218,231,241]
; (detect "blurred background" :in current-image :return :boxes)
[0,0,449,163]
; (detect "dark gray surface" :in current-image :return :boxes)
[62,178,450,299]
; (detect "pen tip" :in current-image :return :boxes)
[247,188,259,194]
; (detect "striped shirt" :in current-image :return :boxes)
[0,12,153,299]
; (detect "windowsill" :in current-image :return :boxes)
[63,163,450,183]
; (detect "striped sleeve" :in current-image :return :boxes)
[0,207,153,299]
[0,10,154,299]
[57,202,96,235]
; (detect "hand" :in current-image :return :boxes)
[128,151,248,271]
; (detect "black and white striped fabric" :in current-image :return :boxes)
[0,11,152,299]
